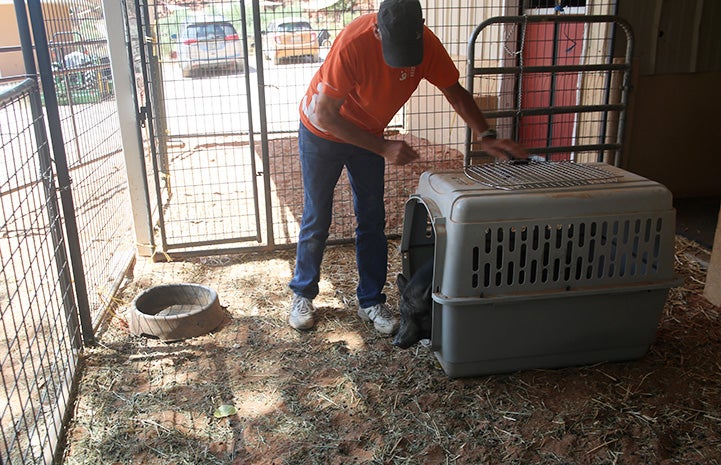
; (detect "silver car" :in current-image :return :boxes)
[176,17,243,78]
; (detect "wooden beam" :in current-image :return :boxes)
[704,203,721,306]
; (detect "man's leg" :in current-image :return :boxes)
[346,147,398,335]
[288,124,345,328]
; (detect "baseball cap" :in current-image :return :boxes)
[377,0,424,68]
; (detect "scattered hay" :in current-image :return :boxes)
[63,236,721,465]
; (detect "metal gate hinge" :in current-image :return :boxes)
[139,106,147,128]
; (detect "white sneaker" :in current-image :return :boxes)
[289,295,315,330]
[358,303,399,335]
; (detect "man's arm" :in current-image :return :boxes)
[440,81,527,160]
[311,91,420,165]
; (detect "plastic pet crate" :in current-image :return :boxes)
[400,162,678,378]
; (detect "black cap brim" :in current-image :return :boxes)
[381,37,423,68]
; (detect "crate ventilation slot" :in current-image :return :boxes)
[469,217,665,291]
[464,160,620,190]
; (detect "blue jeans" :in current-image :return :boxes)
[289,123,388,308]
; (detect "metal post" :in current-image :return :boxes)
[102,0,155,256]
[239,0,264,243]
[146,0,170,174]
[132,0,169,253]
[253,0,276,248]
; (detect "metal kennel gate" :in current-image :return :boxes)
[464,14,633,166]
[131,0,420,258]
[131,0,266,257]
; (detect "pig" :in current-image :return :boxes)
[393,259,434,349]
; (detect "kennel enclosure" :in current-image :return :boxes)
[400,162,678,378]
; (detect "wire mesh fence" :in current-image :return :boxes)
[1,76,81,465]
[1,0,137,462]
[38,1,136,328]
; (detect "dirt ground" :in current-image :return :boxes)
[61,234,720,465]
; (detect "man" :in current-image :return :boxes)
[288,0,526,334]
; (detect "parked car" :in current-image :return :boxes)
[175,16,244,78]
[263,18,319,65]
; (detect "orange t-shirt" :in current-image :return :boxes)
[299,13,460,142]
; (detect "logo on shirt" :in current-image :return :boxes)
[399,67,416,81]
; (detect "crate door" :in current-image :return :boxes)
[519,8,585,160]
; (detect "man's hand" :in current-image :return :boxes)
[380,139,421,165]
[441,82,529,161]
[480,137,528,161]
